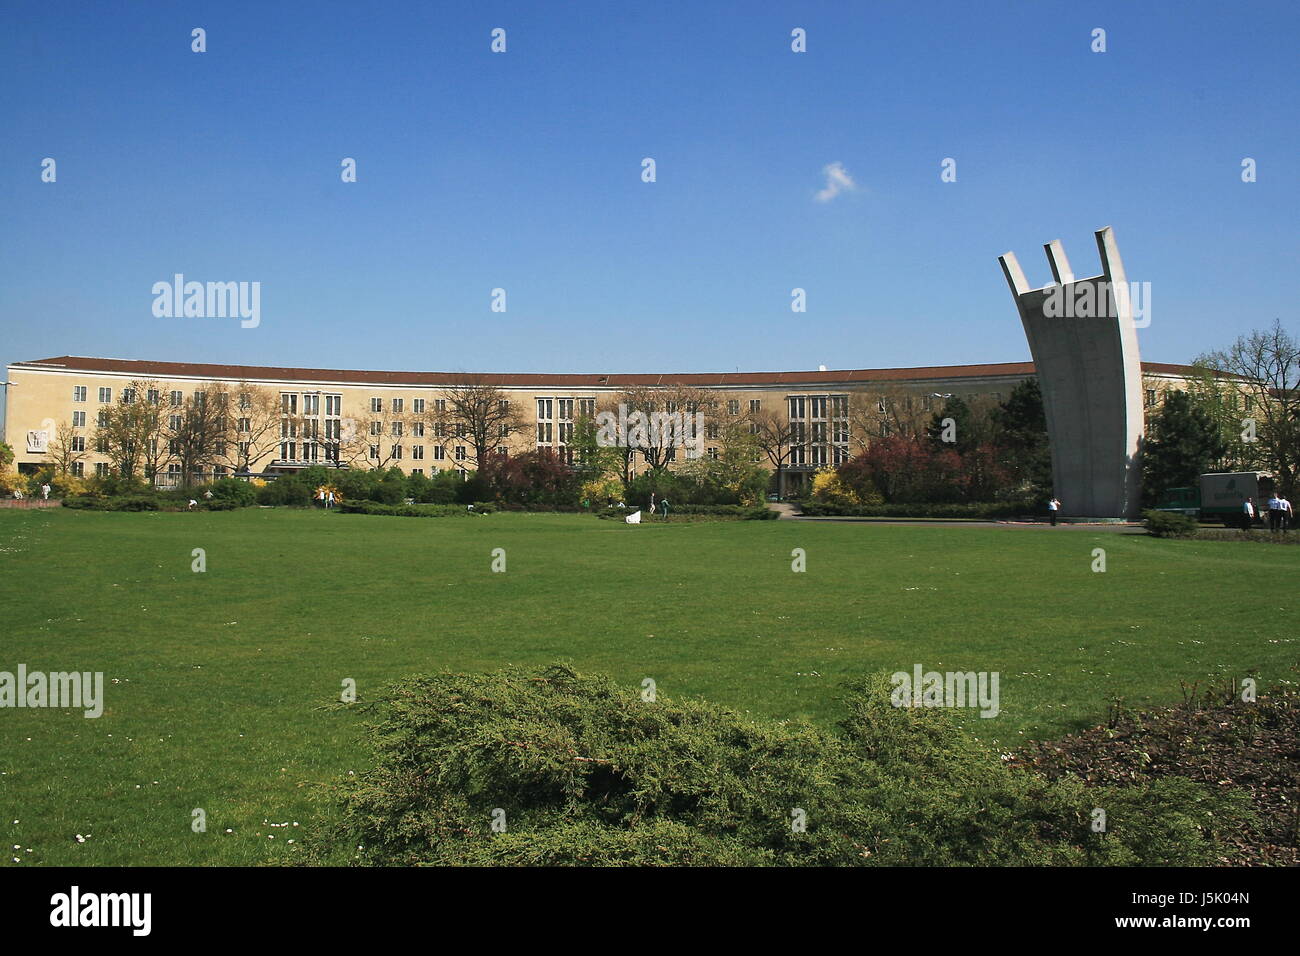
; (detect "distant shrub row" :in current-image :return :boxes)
[797,500,1032,520]
[336,501,493,518]
[595,504,777,521]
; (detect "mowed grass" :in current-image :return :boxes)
[1,507,1297,866]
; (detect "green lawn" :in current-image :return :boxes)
[1,507,1296,865]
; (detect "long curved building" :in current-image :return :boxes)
[4,354,1197,493]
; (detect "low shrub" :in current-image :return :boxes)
[308,663,1249,867]
[210,477,257,507]
[1143,509,1200,538]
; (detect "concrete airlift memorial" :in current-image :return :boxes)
[999,227,1146,520]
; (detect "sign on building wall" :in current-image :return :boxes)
[26,429,49,454]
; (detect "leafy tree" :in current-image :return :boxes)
[991,378,1052,497]
[1141,390,1229,505]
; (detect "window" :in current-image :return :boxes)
[537,399,552,420]
[95,462,110,477]
[96,436,109,454]
[727,400,740,415]
[147,389,160,405]
[558,422,573,443]
[413,398,425,414]
[1144,389,1156,408]
[72,411,86,427]
[434,399,446,412]
[537,422,552,443]
[455,446,466,460]
[411,468,423,475]
[811,397,827,418]
[392,398,403,413]
[557,399,573,420]
[833,445,850,465]
[302,394,319,415]
[97,410,109,427]
[749,400,761,412]
[238,441,250,460]
[705,423,720,440]
[831,396,848,417]
[811,422,827,443]
[370,421,381,436]
[170,390,183,406]
[73,386,87,402]
[578,398,595,417]
[370,397,383,413]
[498,423,509,438]
[498,400,510,413]
[412,422,425,438]
[122,388,137,405]
[98,387,112,403]
[391,445,402,461]
[71,462,84,477]
[788,397,806,419]
[238,418,250,433]
[391,421,403,437]
[412,445,424,460]
[497,446,508,457]
[282,393,298,415]
[71,437,86,453]
[433,446,446,461]
[707,447,719,460]
[326,394,341,416]
[434,423,446,438]
[369,445,379,460]
[170,415,182,430]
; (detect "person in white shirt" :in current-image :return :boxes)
[1047,497,1060,527]
[1243,497,1256,529]
[1280,496,1294,533]
[1266,495,1285,532]
[41,483,51,500]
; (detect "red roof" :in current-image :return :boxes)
[11,355,1199,388]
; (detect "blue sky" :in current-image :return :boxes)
[2,0,1297,418]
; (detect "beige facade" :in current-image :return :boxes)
[3,355,1196,488]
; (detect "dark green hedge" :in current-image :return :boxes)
[799,500,1033,519]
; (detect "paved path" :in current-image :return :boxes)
[764,502,1144,531]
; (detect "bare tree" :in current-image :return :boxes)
[45,421,88,477]
[164,382,232,487]
[433,378,527,470]
[616,383,719,471]
[228,383,284,473]
[1197,320,1300,495]
[750,407,798,496]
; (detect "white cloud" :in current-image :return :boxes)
[814,161,858,203]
